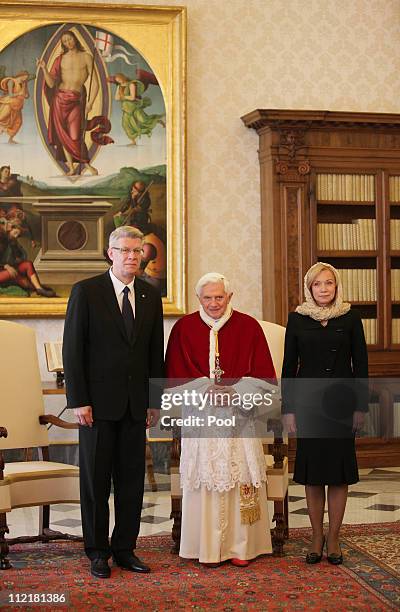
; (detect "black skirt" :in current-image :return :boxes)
[293,437,359,485]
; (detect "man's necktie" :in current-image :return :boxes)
[122,286,135,340]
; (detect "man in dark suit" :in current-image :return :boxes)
[63,225,164,579]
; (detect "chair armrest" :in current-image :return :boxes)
[0,428,7,480]
[171,425,181,469]
[266,418,287,469]
[39,415,78,430]
[267,418,283,437]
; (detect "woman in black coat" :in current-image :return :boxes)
[282,262,368,565]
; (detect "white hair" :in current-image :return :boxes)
[195,272,231,297]
[109,225,144,248]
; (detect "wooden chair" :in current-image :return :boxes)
[170,320,289,556]
[257,320,289,555]
[0,321,80,570]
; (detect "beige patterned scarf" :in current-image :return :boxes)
[296,262,351,321]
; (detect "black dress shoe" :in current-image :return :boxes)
[91,558,111,579]
[327,544,343,565]
[305,536,325,564]
[113,552,151,573]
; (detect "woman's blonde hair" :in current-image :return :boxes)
[296,262,350,320]
[305,262,337,295]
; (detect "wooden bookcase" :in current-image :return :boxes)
[241,109,400,468]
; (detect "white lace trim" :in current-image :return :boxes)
[180,436,267,492]
[170,378,278,492]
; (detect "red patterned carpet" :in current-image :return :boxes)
[0,523,399,611]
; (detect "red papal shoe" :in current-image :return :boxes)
[231,558,249,567]
[201,562,221,568]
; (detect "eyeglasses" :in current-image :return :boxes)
[111,247,144,256]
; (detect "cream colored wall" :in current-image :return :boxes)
[13,0,400,370]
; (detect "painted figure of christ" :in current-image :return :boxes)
[37,30,99,176]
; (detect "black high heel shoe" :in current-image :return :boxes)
[305,536,325,564]
[326,542,343,565]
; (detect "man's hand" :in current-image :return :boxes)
[352,410,365,433]
[74,405,93,427]
[282,413,297,434]
[147,408,160,428]
[4,264,17,278]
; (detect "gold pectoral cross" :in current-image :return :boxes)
[213,330,224,383]
[213,361,224,383]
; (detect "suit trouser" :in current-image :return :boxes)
[78,408,146,560]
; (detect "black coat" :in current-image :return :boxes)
[282,309,368,380]
[282,309,368,409]
[63,272,164,421]
[281,308,369,484]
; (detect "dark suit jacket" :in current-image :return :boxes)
[63,271,164,421]
[281,309,369,420]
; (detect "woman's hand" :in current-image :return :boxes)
[282,413,297,434]
[352,410,365,433]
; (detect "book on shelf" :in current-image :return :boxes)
[391,270,400,301]
[345,174,352,200]
[328,174,333,200]
[362,318,377,345]
[316,219,376,251]
[362,402,380,437]
[317,173,375,202]
[324,223,330,250]
[44,341,63,372]
[355,175,360,201]
[392,319,400,344]
[394,403,400,437]
[369,218,376,249]
[390,219,400,250]
[332,222,338,250]
[343,223,350,250]
[358,270,363,302]
[362,268,368,302]
[392,219,397,249]
[341,268,376,302]
[389,176,400,203]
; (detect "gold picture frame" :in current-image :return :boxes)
[0,1,186,316]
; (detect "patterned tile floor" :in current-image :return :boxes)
[6,468,400,539]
